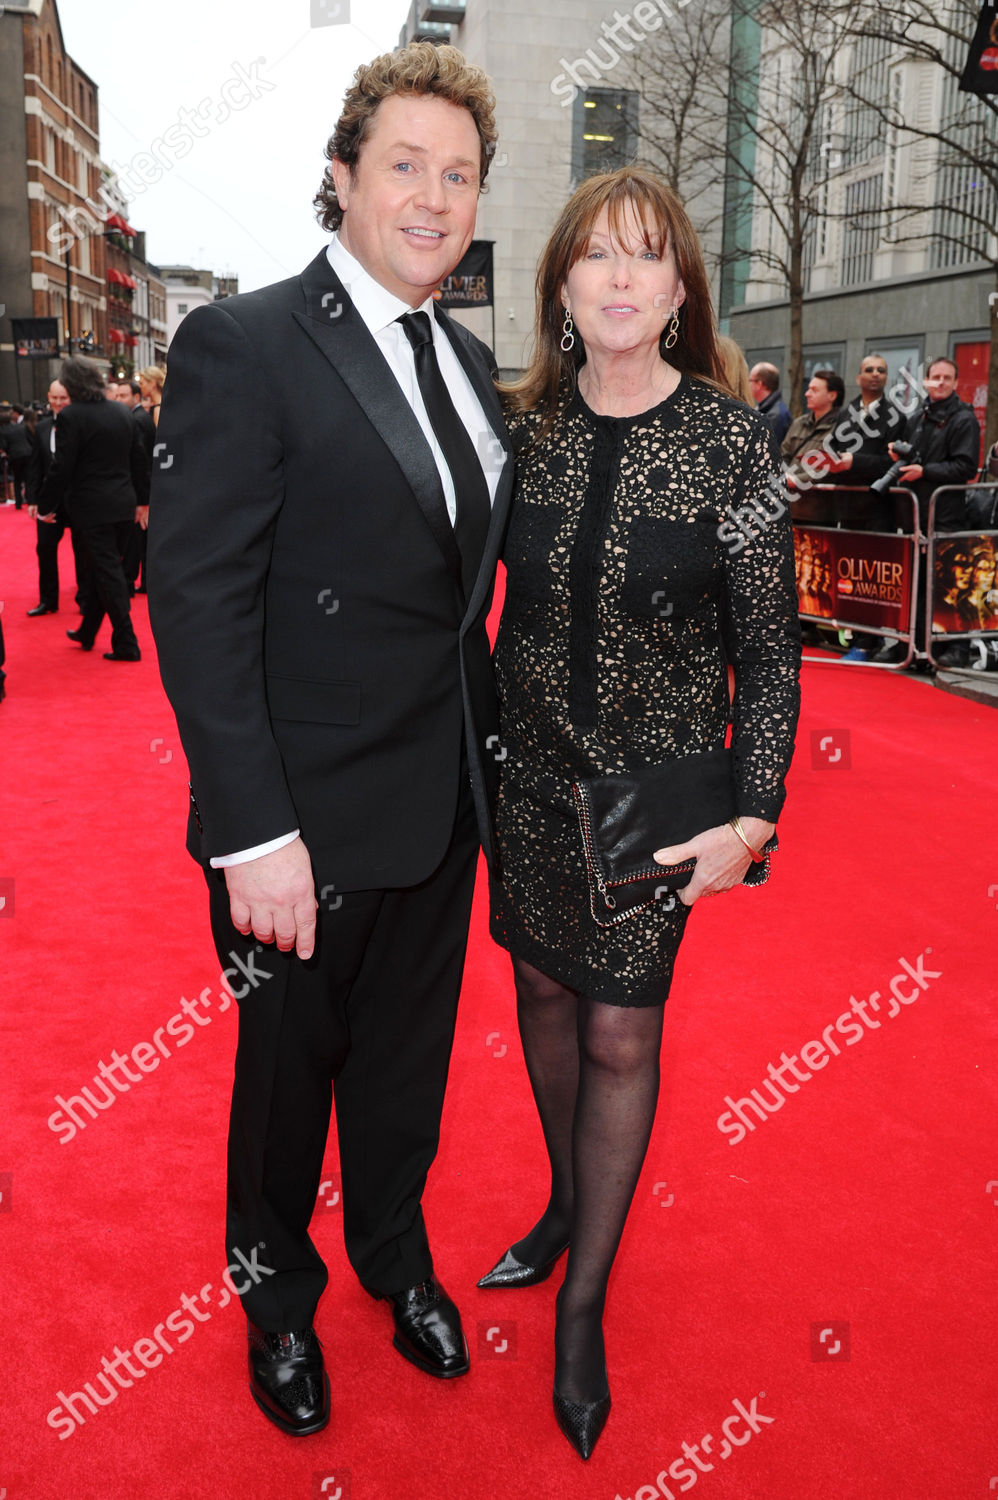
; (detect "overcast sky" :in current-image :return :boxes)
[56,0,413,291]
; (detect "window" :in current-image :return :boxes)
[841,174,883,287]
[866,337,923,410]
[571,89,638,186]
[800,344,846,404]
[843,31,890,168]
[177,303,188,316]
[931,32,998,269]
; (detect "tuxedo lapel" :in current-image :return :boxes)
[293,251,462,587]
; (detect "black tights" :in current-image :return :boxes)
[511,956,664,1403]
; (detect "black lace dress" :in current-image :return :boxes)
[489,375,801,1006]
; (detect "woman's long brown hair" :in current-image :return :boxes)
[502,167,731,440]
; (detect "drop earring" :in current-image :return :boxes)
[560,308,576,353]
[664,305,680,350]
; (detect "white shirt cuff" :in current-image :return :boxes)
[210,830,300,868]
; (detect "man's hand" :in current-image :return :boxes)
[136,505,150,530]
[820,452,853,474]
[224,836,318,960]
[654,817,775,908]
[898,464,924,483]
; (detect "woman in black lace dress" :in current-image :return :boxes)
[478,169,800,1458]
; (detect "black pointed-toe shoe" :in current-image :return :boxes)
[247,1324,330,1436]
[27,603,57,616]
[103,648,141,661]
[477,1241,569,1289]
[387,1276,469,1378]
[66,628,93,651]
[553,1377,611,1460]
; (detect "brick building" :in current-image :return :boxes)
[0,0,169,400]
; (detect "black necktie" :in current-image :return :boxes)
[398,310,491,601]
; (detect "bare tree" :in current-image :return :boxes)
[621,0,733,272]
[626,0,861,414]
[841,0,998,445]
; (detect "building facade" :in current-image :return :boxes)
[722,2,996,443]
[157,266,239,347]
[0,0,172,399]
[0,0,106,399]
[399,0,725,374]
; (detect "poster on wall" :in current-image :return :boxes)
[794,526,914,635]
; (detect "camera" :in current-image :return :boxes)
[871,441,916,495]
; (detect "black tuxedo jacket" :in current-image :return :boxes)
[148,249,513,891]
[38,399,149,520]
[27,415,57,505]
[131,402,156,465]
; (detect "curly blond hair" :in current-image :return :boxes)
[314,42,498,231]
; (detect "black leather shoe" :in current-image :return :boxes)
[247,1324,330,1436]
[388,1277,469,1378]
[553,1379,611,1460]
[27,603,57,616]
[477,1241,569,1289]
[66,628,93,651]
[103,648,141,662]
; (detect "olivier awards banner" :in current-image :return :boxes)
[959,3,998,96]
[434,241,494,310]
[930,534,998,636]
[794,527,914,635]
[12,318,60,359]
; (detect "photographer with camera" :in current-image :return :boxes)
[814,356,906,659]
[873,356,980,665]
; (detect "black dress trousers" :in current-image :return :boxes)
[207,779,479,1332]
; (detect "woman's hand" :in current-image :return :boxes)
[653,817,775,907]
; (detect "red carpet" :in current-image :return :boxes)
[2,501,995,1499]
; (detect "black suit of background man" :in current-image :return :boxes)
[39,390,150,658]
[27,410,87,613]
[115,382,156,593]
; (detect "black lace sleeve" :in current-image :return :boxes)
[721,417,802,821]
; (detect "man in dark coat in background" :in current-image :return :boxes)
[38,357,149,661]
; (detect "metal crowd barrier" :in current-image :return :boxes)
[925,484,998,674]
[792,485,921,670]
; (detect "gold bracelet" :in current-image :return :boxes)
[728,816,766,863]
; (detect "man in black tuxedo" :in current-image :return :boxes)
[113,379,155,593]
[26,380,86,616]
[38,359,149,660]
[148,43,511,1437]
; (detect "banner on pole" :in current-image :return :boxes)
[959,4,998,95]
[11,318,60,359]
[434,241,494,309]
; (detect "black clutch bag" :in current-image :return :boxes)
[572,747,776,927]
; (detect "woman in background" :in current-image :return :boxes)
[138,365,167,428]
[717,333,753,405]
